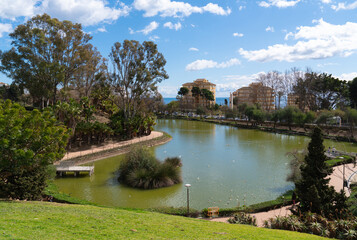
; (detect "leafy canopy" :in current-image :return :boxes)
[0,100,69,199]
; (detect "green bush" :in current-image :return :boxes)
[118,146,182,189]
[228,212,257,226]
[0,100,69,200]
[265,212,357,239]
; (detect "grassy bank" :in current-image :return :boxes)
[0,201,326,240]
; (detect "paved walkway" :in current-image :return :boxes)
[58,131,163,161]
[210,163,357,226]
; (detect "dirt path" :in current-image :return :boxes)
[54,131,171,166]
[210,164,357,226]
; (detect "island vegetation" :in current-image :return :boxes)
[118,146,182,189]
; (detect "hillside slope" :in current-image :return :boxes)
[0,201,326,239]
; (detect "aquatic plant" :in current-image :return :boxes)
[118,146,182,189]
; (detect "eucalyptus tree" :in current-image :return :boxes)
[0,14,93,107]
[109,40,168,120]
[71,46,107,98]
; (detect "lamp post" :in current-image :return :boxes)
[340,157,346,190]
[185,184,191,216]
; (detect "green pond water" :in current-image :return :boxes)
[54,119,357,210]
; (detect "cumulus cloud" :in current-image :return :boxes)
[337,72,357,80]
[332,1,357,10]
[97,26,107,32]
[0,0,37,20]
[163,22,182,30]
[233,32,244,37]
[214,73,264,96]
[133,0,231,18]
[189,47,199,51]
[0,23,12,38]
[138,21,159,35]
[239,19,357,62]
[186,58,241,71]
[265,26,275,32]
[321,0,331,4]
[38,0,131,26]
[158,85,179,97]
[258,0,301,8]
[0,0,130,26]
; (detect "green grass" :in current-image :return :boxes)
[325,155,353,167]
[0,201,327,240]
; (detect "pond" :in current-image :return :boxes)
[54,119,357,210]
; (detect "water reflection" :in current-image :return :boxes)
[54,119,357,210]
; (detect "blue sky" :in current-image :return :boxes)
[1,0,357,97]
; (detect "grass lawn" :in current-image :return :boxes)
[0,201,327,240]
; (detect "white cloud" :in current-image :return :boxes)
[332,1,357,10]
[214,73,264,96]
[164,22,182,30]
[189,47,199,51]
[0,0,131,26]
[97,26,107,32]
[239,19,357,62]
[265,26,275,32]
[158,85,179,97]
[321,0,331,4]
[38,0,131,26]
[233,32,244,37]
[0,0,37,20]
[133,0,231,18]
[138,21,159,35]
[258,0,301,8]
[186,58,241,71]
[337,72,357,80]
[0,23,12,38]
[149,35,160,41]
[129,27,135,34]
[239,6,246,11]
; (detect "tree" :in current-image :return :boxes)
[281,106,296,130]
[109,40,168,120]
[177,87,189,98]
[191,86,201,106]
[71,46,107,98]
[312,73,349,110]
[0,100,69,200]
[177,87,189,110]
[349,77,357,108]
[295,127,337,215]
[201,88,214,107]
[345,108,357,139]
[0,14,92,107]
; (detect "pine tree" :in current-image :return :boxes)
[295,127,336,216]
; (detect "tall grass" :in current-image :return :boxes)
[118,146,182,189]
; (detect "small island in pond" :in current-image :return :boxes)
[118,147,182,189]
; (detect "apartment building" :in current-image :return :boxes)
[232,82,275,111]
[181,78,216,107]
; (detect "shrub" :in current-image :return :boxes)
[118,146,182,189]
[0,100,69,200]
[228,212,257,226]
